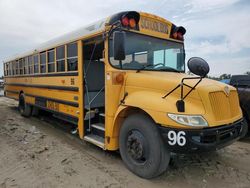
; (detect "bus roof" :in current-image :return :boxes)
[3,11,178,63]
[3,18,107,62]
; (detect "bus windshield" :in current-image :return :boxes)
[109,32,185,72]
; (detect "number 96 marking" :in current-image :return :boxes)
[167,131,186,146]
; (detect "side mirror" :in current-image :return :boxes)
[113,31,126,60]
[187,57,210,77]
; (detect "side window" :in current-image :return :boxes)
[24,57,28,74]
[4,63,6,76]
[67,42,78,71]
[12,61,16,75]
[56,46,65,72]
[15,60,19,75]
[34,55,39,73]
[7,62,9,76]
[9,62,13,76]
[4,63,7,76]
[40,52,46,73]
[28,56,33,74]
[48,50,55,72]
[19,59,24,75]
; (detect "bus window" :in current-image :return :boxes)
[15,60,19,75]
[40,52,46,73]
[48,50,55,72]
[12,61,15,75]
[28,56,33,74]
[3,63,6,76]
[109,32,185,72]
[67,42,78,71]
[8,63,10,76]
[153,50,165,65]
[56,46,65,72]
[24,57,28,74]
[10,62,13,76]
[9,62,11,76]
[34,55,39,73]
[19,59,24,75]
[4,63,7,76]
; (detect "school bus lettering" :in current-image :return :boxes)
[140,17,169,34]
[47,101,59,111]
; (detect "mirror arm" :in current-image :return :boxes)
[119,60,123,69]
[162,76,201,99]
[162,76,204,112]
[181,77,202,100]
[108,21,122,39]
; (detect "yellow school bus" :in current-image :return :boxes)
[3,11,248,178]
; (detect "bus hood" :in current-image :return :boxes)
[124,71,242,126]
[125,71,224,100]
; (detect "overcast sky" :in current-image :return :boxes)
[0,0,249,77]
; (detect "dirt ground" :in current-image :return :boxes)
[0,93,250,188]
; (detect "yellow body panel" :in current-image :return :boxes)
[4,75,79,88]
[104,68,242,150]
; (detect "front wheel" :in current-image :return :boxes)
[19,93,32,117]
[119,113,170,179]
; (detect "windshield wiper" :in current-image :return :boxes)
[157,66,181,73]
[136,63,181,73]
[136,63,164,73]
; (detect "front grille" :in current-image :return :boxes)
[209,90,240,121]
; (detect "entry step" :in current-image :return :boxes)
[99,113,105,117]
[91,123,105,131]
[84,134,105,149]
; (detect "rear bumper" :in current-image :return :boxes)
[159,118,247,153]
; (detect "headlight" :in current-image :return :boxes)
[168,113,208,127]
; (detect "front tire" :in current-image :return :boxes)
[119,113,170,179]
[239,117,249,139]
[19,93,32,117]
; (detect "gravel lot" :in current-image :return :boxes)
[0,92,250,188]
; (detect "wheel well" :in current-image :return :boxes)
[242,109,250,123]
[112,107,156,139]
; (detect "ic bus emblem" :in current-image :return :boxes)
[224,86,230,96]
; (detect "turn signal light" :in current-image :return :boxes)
[172,32,178,39]
[121,16,139,29]
[171,25,186,41]
[177,32,183,40]
[129,18,136,28]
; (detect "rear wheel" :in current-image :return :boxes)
[18,93,32,117]
[119,113,170,179]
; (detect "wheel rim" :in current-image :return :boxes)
[126,130,148,164]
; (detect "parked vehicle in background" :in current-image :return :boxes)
[220,79,230,84]
[230,75,250,136]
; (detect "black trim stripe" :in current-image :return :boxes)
[4,72,78,78]
[26,94,79,107]
[5,83,79,91]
